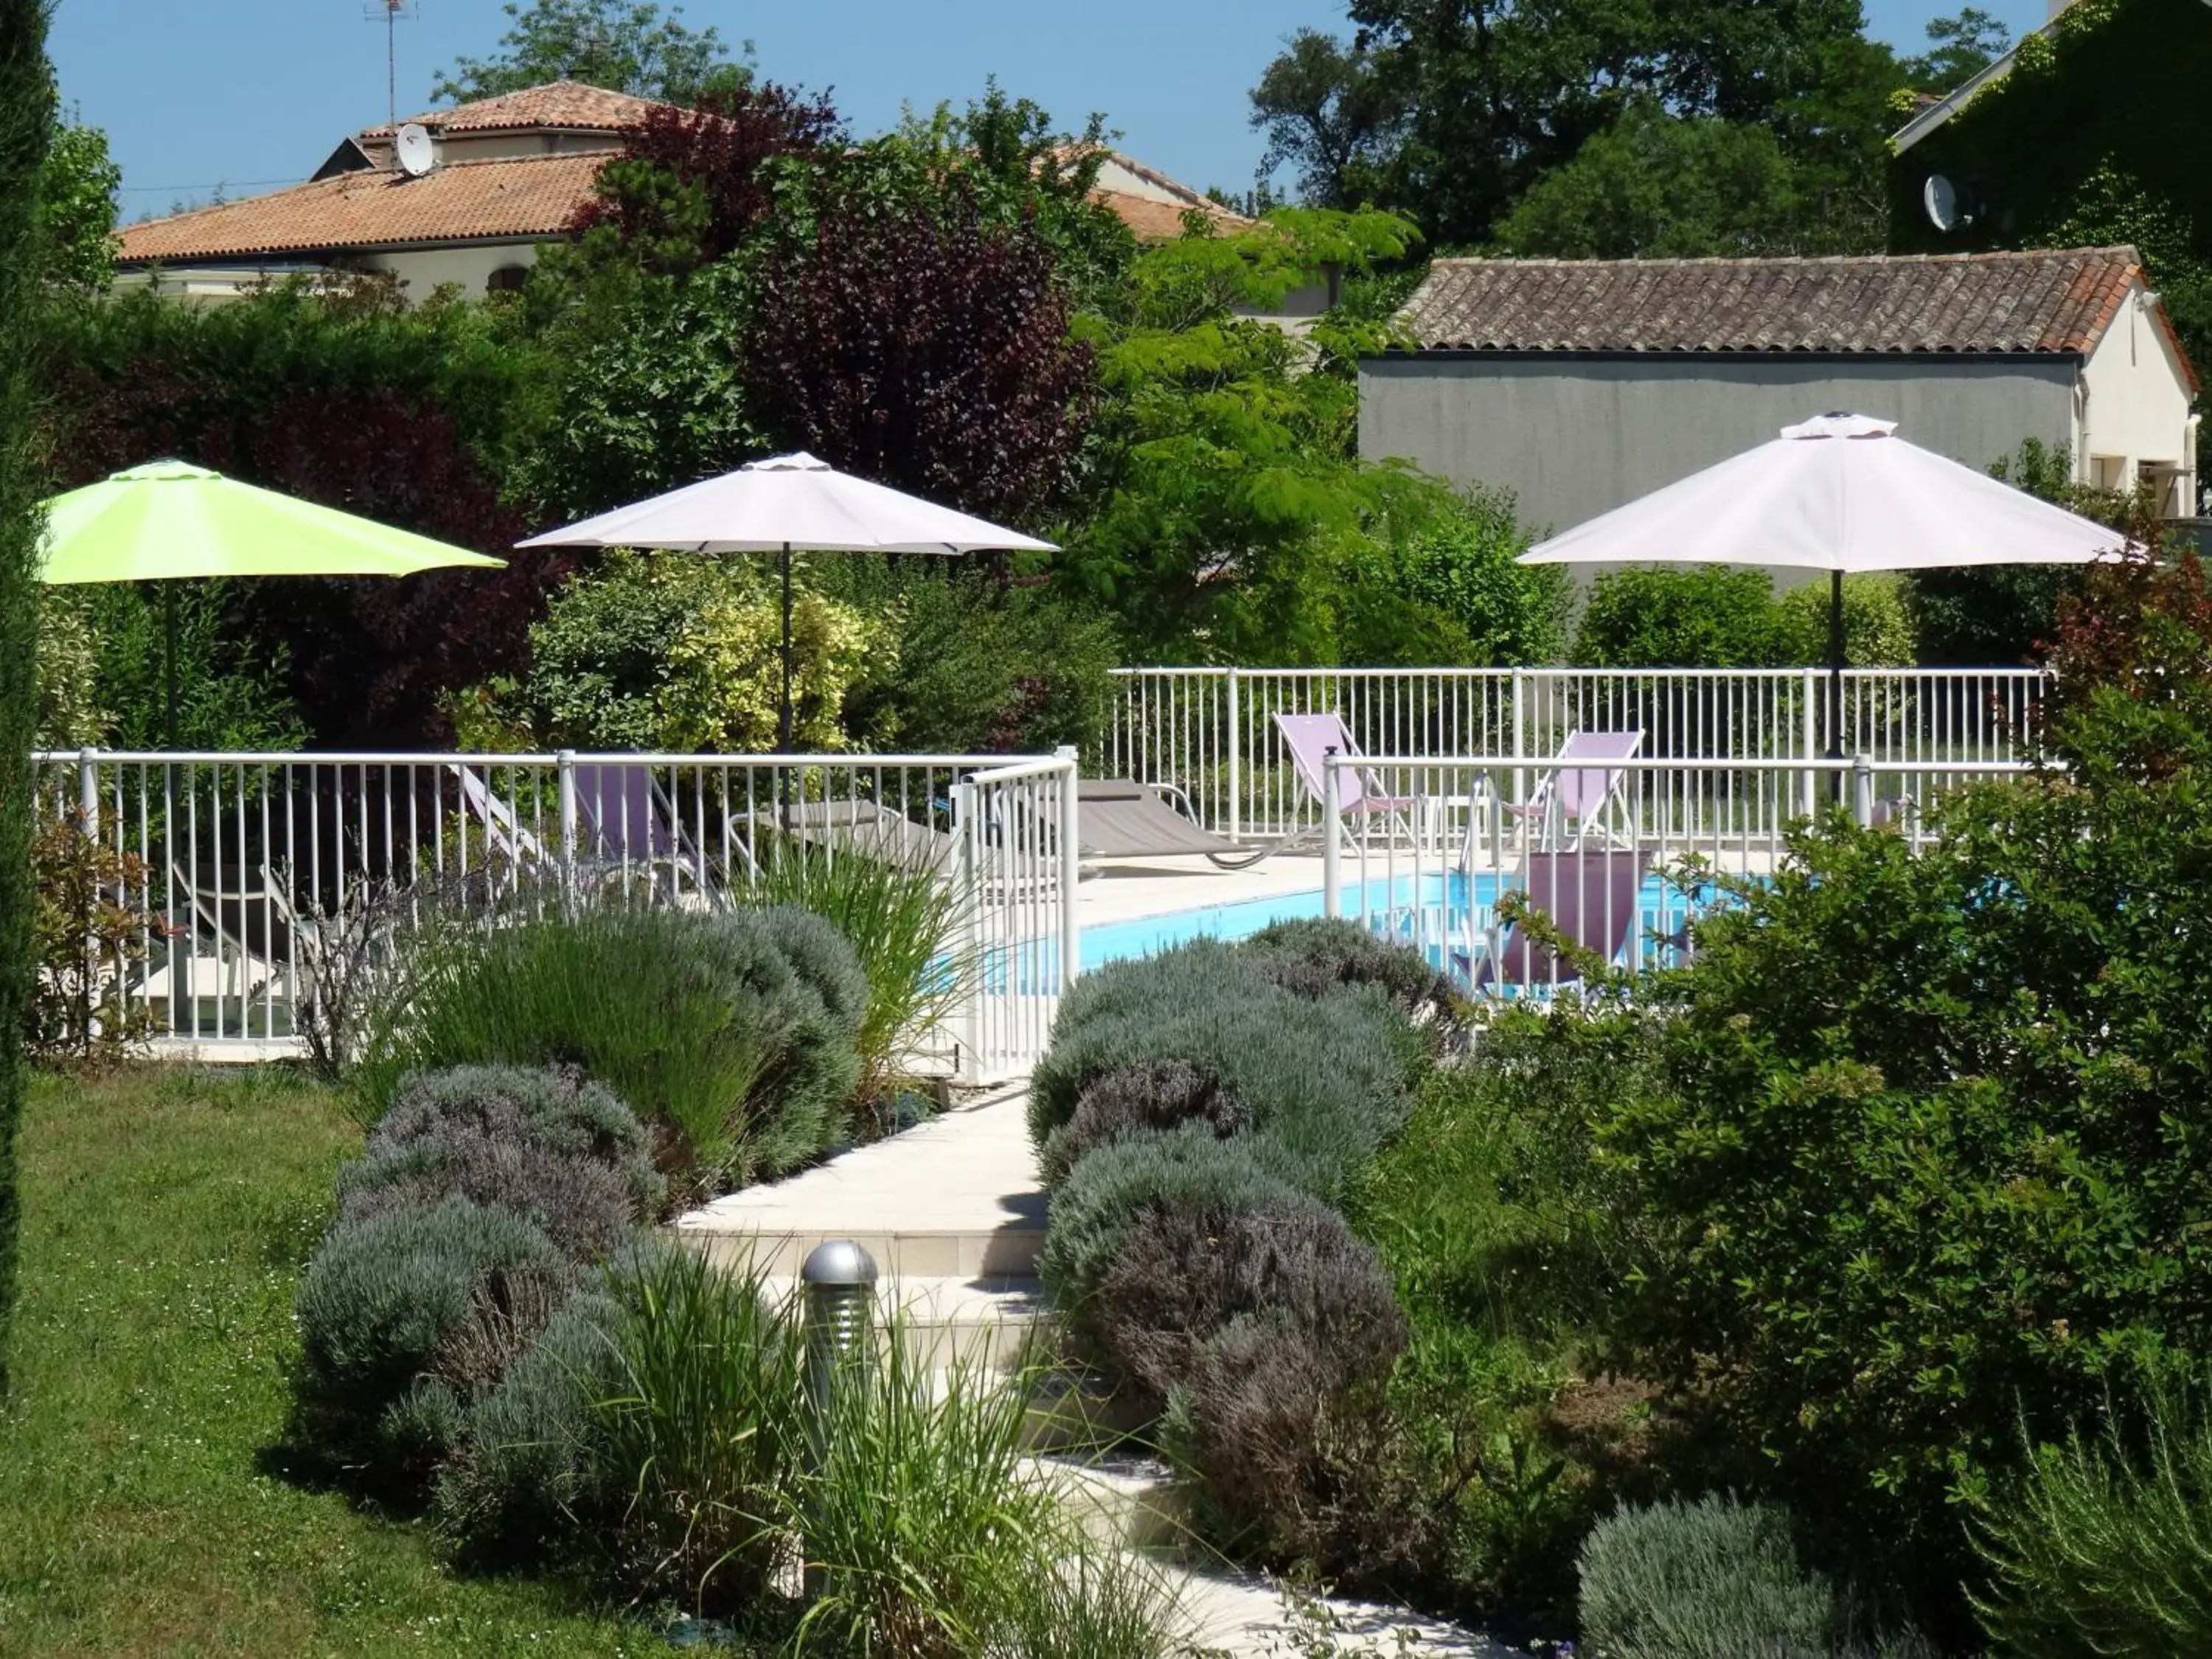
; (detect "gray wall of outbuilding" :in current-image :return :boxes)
[1357,352,2079,543]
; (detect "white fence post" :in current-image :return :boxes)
[555,749,578,906]
[1853,754,1874,827]
[1510,670,1527,819]
[1800,667,1819,816]
[1225,667,1242,845]
[77,746,99,830]
[1322,757,1343,919]
[950,779,981,1082]
[1054,747,1081,991]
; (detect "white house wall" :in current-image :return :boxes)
[355,243,540,299]
[1358,352,2081,542]
[2079,290,2198,498]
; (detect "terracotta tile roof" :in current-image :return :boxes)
[1396,248,2155,358]
[360,80,667,142]
[116,151,605,264]
[1093,187,1246,243]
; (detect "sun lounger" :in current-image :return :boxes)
[741,798,959,872]
[1507,729,1644,849]
[1076,779,1270,868]
[1455,849,1649,995]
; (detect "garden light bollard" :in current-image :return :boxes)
[800,1239,877,1600]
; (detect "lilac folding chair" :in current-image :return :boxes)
[1274,712,1418,842]
[1507,729,1644,849]
[1455,849,1650,995]
[573,762,713,897]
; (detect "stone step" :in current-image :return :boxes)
[684,1220,1044,1279]
[1023,1450,1186,1551]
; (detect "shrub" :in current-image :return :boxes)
[292,1197,574,1470]
[1029,943,1418,1201]
[433,1287,626,1565]
[1240,917,1454,1023]
[1037,1059,1252,1188]
[1372,486,1571,669]
[1972,1393,2212,1658]
[1576,1495,1844,1659]
[1602,768,2212,1601]
[340,1065,664,1259]
[1088,1191,1405,1412]
[361,902,863,1192]
[1164,1317,1439,1586]
[840,568,1124,757]
[524,549,886,752]
[1573,566,1780,669]
[29,811,169,1065]
[733,849,964,1107]
[1773,574,1919,667]
[1037,1126,1312,1353]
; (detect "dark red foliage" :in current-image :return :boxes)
[745,183,1095,524]
[573,81,843,265]
[49,354,565,747]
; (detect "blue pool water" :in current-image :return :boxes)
[1079,872,1711,971]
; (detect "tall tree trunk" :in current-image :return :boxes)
[0,0,54,1399]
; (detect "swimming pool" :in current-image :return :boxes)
[1079,871,1711,970]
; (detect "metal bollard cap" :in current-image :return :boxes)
[799,1239,879,1287]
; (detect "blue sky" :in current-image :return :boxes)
[52,0,2050,220]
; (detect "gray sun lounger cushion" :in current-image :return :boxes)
[1077,779,1256,860]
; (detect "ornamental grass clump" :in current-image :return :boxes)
[360,901,865,1193]
[734,843,970,1108]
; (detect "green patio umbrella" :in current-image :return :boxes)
[38,459,506,746]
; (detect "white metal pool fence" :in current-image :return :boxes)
[30,748,1079,1082]
[1105,666,2049,838]
[1315,748,2036,1000]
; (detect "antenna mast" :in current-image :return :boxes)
[364,0,415,128]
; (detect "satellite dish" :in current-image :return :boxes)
[1923,173,1970,234]
[394,122,437,178]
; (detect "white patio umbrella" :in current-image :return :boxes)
[517,452,1057,750]
[1519,412,2130,753]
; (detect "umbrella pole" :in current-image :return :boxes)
[778,541,793,754]
[164,583,181,751]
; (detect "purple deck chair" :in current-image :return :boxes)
[1506,729,1644,849]
[1455,849,1650,995]
[573,762,711,894]
[1275,712,1418,841]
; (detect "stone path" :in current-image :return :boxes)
[671,1087,1509,1658]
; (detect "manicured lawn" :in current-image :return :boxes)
[0,1064,639,1657]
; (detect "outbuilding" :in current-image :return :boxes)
[1359,248,2201,536]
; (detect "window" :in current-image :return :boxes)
[2091,454,2129,492]
[486,263,529,296]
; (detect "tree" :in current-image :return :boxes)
[39,119,116,293]
[0,0,54,1399]
[1491,99,1801,258]
[747,186,1096,524]
[1899,7,2012,91]
[1254,0,1895,248]
[433,0,748,107]
[1062,206,1462,661]
[1248,29,1402,209]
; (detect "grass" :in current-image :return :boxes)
[0,1063,641,1657]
